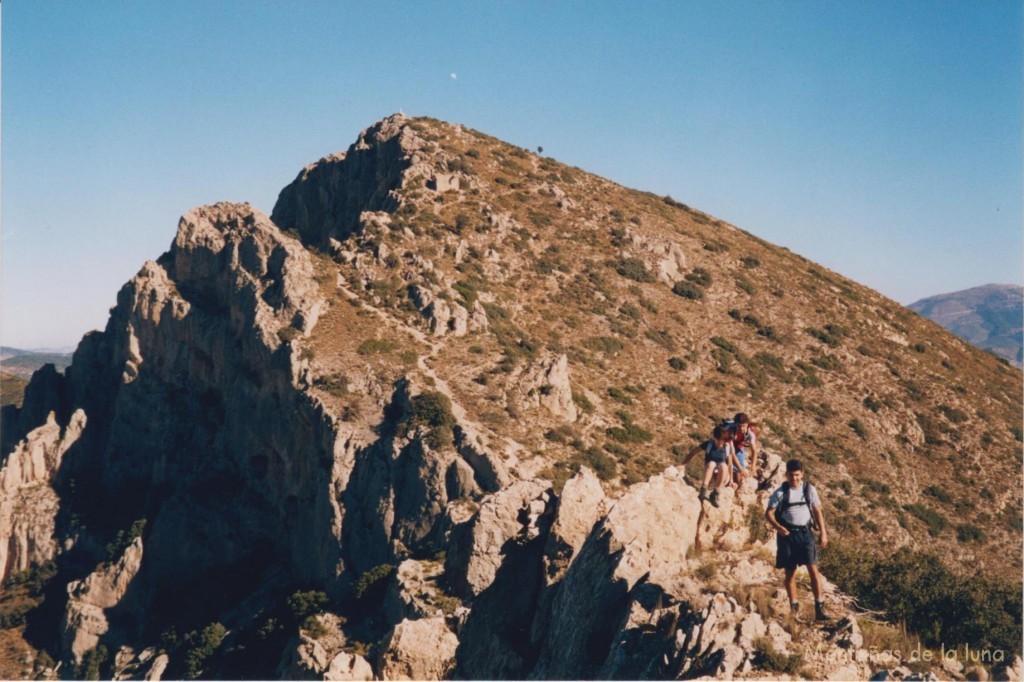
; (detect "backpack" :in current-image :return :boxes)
[703,439,734,459]
[776,481,818,531]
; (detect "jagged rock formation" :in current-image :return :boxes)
[0,114,1020,680]
[0,410,84,579]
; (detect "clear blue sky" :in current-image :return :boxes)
[3,1,1021,349]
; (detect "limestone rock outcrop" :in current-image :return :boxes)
[514,353,577,422]
[0,409,85,582]
[377,616,458,681]
[445,479,551,597]
[61,537,144,664]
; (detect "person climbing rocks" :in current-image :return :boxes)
[765,459,830,621]
[728,412,758,483]
[679,424,737,508]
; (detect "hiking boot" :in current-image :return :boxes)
[698,487,708,502]
[708,490,720,508]
[815,602,829,621]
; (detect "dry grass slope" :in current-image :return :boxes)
[294,116,1022,581]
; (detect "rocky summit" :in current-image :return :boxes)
[1,114,1021,680]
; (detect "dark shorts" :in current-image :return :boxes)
[776,526,818,569]
[704,454,727,465]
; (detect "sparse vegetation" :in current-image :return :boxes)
[615,257,655,283]
[821,541,1021,657]
[605,411,653,443]
[671,281,704,300]
[408,391,457,448]
[752,636,803,674]
[357,338,398,355]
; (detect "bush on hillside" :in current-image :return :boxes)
[820,542,1021,658]
[672,281,703,300]
[615,257,655,283]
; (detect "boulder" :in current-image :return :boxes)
[383,559,446,625]
[324,652,373,681]
[378,616,458,680]
[531,472,701,678]
[514,353,577,422]
[541,467,607,584]
[445,479,550,596]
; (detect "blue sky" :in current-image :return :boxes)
[3,1,1021,349]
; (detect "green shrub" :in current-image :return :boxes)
[820,541,1021,657]
[922,486,952,504]
[352,564,395,602]
[78,645,109,681]
[741,256,761,269]
[615,257,655,283]
[105,519,146,562]
[752,636,803,674]
[572,390,595,414]
[711,347,733,373]
[695,562,716,581]
[811,354,840,371]
[863,396,882,412]
[618,303,642,320]
[314,373,349,397]
[710,337,737,353]
[849,419,867,440]
[672,281,704,300]
[452,279,479,306]
[938,405,968,424]
[607,387,633,405]
[956,524,985,543]
[606,411,653,443]
[903,503,948,536]
[805,325,844,347]
[357,338,397,355]
[409,391,457,448]
[644,328,675,351]
[287,591,329,621]
[583,336,626,354]
[685,267,713,287]
[668,357,687,371]
[277,326,300,344]
[818,451,839,465]
[794,361,821,388]
[582,446,616,480]
[660,384,684,401]
[183,623,226,679]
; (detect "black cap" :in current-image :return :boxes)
[786,459,804,472]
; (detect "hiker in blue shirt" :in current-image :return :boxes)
[678,424,739,508]
[765,459,830,621]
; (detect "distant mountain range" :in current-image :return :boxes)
[0,346,73,380]
[908,284,1023,367]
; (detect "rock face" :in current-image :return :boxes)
[272,114,418,247]
[0,409,84,582]
[61,537,144,664]
[3,114,1020,681]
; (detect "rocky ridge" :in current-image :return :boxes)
[0,114,1020,679]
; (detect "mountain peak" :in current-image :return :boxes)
[0,116,1020,680]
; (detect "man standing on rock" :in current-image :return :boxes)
[765,459,830,621]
